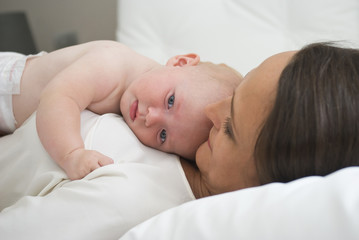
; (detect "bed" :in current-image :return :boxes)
[1,0,359,239]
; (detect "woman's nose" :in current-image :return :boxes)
[205,97,230,130]
[145,107,162,127]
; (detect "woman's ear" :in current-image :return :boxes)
[166,53,200,67]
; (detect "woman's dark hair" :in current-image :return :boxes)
[254,42,359,184]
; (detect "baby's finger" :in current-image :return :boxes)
[98,156,114,166]
[88,159,102,172]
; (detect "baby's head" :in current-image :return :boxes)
[170,61,242,159]
[121,54,242,160]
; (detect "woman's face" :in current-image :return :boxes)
[196,51,296,195]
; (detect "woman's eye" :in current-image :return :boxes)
[168,95,175,109]
[223,117,233,137]
[160,129,167,143]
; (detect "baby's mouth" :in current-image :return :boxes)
[130,100,138,121]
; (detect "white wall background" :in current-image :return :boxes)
[0,0,117,51]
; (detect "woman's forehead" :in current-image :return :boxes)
[239,51,296,92]
[233,51,297,124]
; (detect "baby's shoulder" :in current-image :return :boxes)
[85,41,130,54]
[83,41,136,61]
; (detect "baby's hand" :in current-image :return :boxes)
[62,149,114,180]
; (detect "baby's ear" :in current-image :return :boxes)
[166,53,200,67]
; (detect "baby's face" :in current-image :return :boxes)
[120,66,228,160]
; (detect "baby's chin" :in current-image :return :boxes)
[119,98,129,122]
[120,108,133,128]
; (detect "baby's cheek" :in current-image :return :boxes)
[132,128,156,148]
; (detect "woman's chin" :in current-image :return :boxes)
[195,142,210,165]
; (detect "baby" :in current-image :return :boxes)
[0,40,242,180]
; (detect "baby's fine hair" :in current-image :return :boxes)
[197,61,243,93]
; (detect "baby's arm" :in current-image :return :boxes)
[36,51,121,180]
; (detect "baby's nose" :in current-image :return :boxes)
[145,107,162,127]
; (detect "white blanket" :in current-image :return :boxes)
[0,111,195,239]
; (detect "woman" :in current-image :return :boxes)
[2,42,358,239]
[185,42,359,198]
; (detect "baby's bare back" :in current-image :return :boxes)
[12,41,148,127]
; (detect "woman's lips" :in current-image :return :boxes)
[207,129,213,150]
[207,137,212,150]
[130,100,138,121]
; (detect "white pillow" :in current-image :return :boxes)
[120,167,359,240]
[117,0,359,75]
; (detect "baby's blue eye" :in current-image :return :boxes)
[160,129,167,143]
[168,95,175,109]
